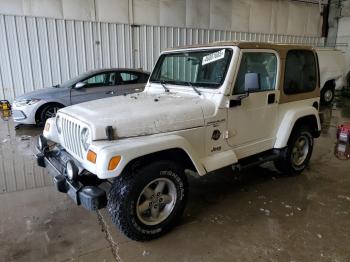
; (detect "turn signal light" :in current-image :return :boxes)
[108,155,121,171]
[87,150,97,163]
[44,122,50,132]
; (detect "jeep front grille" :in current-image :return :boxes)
[61,117,84,159]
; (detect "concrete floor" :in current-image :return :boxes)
[1,96,350,262]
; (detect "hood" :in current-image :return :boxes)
[59,92,216,140]
[15,86,69,100]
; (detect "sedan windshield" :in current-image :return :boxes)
[150,48,233,88]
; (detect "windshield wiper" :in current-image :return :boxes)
[160,81,170,92]
[185,82,201,96]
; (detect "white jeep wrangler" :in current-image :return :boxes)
[36,42,321,241]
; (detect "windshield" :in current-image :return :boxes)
[150,48,233,88]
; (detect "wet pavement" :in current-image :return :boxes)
[1,96,350,262]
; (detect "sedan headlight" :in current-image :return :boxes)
[56,115,62,134]
[14,98,41,107]
[80,128,91,151]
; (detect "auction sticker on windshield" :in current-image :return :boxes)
[202,49,225,66]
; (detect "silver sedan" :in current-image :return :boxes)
[12,68,149,125]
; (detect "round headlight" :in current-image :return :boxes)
[80,128,90,151]
[56,115,62,134]
[66,160,78,181]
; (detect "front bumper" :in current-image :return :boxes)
[12,109,27,121]
[35,137,107,211]
[12,102,40,124]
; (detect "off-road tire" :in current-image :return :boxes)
[274,125,314,176]
[321,83,335,105]
[107,160,188,241]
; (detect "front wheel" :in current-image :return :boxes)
[107,160,188,241]
[39,104,63,125]
[274,126,314,176]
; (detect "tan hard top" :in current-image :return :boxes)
[167,41,319,104]
[167,41,315,52]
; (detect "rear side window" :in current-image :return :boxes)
[119,72,148,84]
[120,72,139,83]
[284,50,317,94]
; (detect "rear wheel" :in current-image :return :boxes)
[321,83,335,105]
[107,160,188,241]
[274,126,314,176]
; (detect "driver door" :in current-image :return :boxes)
[226,50,280,159]
[70,71,119,105]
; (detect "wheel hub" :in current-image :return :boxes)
[324,89,333,102]
[136,177,177,226]
[291,136,310,166]
[45,107,59,119]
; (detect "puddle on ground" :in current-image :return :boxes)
[0,116,52,194]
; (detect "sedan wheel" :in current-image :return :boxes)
[39,104,63,125]
[45,106,59,119]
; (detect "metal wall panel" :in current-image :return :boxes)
[134,25,325,71]
[0,14,325,101]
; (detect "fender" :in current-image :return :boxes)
[37,99,70,110]
[320,74,340,90]
[48,98,70,107]
[90,134,207,179]
[274,107,321,149]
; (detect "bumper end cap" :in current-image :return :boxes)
[79,186,107,211]
[54,175,68,193]
[36,153,46,168]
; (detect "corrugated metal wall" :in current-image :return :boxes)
[0,15,133,101]
[0,14,325,102]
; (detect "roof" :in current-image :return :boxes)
[166,41,314,52]
[87,68,150,75]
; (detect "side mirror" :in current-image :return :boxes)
[244,73,260,92]
[74,82,86,89]
[229,73,261,108]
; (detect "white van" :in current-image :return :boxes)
[316,48,347,104]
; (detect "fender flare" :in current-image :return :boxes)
[94,134,207,179]
[274,107,321,149]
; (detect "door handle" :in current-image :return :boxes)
[268,93,275,104]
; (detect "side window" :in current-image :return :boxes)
[83,72,116,87]
[120,72,139,84]
[284,50,316,94]
[233,52,277,94]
